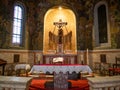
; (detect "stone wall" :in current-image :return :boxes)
[0,49,120,67]
[0,49,43,65]
[78,49,120,69]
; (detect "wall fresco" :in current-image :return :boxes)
[0,0,120,50]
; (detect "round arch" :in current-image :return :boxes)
[43,6,77,54]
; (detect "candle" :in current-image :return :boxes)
[80,51,84,64]
[86,48,89,65]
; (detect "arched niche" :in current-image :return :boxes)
[43,6,77,54]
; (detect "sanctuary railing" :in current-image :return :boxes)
[87,76,120,90]
[0,76,32,90]
[1,74,120,90]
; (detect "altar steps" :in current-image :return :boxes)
[29,79,89,90]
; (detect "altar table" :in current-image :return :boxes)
[29,64,92,74]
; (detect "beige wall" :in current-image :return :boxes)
[78,49,120,69]
[0,49,120,68]
[0,49,43,65]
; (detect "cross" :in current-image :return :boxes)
[53,19,67,29]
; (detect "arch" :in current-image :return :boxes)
[43,6,77,54]
[12,2,26,47]
[93,1,111,48]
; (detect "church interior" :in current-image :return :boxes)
[0,0,120,90]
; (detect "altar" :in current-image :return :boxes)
[29,64,92,90]
[29,64,92,74]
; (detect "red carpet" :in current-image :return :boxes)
[29,79,47,90]
[68,80,89,90]
[29,79,89,90]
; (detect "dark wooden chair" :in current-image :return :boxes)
[94,62,110,75]
[109,57,120,76]
[115,57,120,66]
[93,62,101,74]
[113,57,120,75]
[0,59,7,75]
[100,62,111,76]
[109,66,115,76]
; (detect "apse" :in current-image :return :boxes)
[43,6,76,54]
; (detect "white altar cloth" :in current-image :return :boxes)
[15,64,31,71]
[29,64,92,74]
[53,57,63,63]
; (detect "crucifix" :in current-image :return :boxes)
[53,19,67,44]
[53,19,67,54]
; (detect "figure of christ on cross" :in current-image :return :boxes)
[53,19,67,44]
